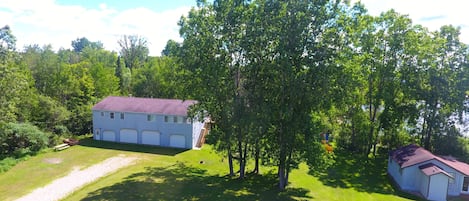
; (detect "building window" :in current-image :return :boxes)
[463,177,469,191]
[101,112,104,117]
[173,116,178,123]
[164,116,169,123]
[178,116,184,124]
[120,113,125,120]
[147,115,156,122]
[110,112,114,119]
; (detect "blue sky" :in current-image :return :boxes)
[0,0,197,55]
[0,0,467,56]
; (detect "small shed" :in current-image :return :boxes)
[388,144,469,201]
[418,163,452,200]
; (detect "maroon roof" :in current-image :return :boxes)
[92,96,197,116]
[438,156,469,176]
[390,144,434,168]
[390,144,469,176]
[419,163,453,178]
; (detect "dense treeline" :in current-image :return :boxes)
[0,26,179,168]
[2,0,469,190]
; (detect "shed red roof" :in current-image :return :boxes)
[390,144,469,176]
[92,96,197,116]
[419,163,453,178]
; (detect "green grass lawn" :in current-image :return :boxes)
[0,139,422,201]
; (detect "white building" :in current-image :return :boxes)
[388,144,469,201]
[92,96,209,149]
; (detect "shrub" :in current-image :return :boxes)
[0,157,17,173]
[0,122,50,158]
[53,125,69,136]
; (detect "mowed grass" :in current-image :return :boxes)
[0,138,184,201]
[1,138,420,201]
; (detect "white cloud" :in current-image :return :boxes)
[352,0,469,44]
[0,0,191,56]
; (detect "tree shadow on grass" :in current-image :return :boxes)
[309,152,422,200]
[78,138,187,156]
[82,162,312,201]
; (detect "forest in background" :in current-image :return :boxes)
[2,0,469,189]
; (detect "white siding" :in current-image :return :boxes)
[419,173,430,198]
[388,157,403,186]
[401,165,421,191]
[191,119,205,148]
[420,159,464,196]
[427,174,449,201]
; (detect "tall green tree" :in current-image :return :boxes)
[71,37,103,53]
[0,25,16,62]
[417,26,469,150]
[118,35,149,70]
[131,56,181,99]
[0,26,36,123]
[179,0,247,177]
[161,39,182,57]
[179,0,346,189]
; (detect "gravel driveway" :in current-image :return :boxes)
[15,156,137,201]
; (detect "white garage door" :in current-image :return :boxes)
[142,131,160,145]
[120,129,138,144]
[102,131,116,141]
[170,134,186,148]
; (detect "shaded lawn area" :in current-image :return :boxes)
[65,144,417,201]
[73,163,310,201]
[1,137,421,201]
[65,144,312,201]
[306,151,423,201]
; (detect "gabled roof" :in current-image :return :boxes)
[390,144,434,168]
[390,144,469,176]
[92,96,197,116]
[419,163,453,178]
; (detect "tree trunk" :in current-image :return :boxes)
[278,159,286,189]
[424,123,432,150]
[253,139,260,174]
[351,117,356,152]
[278,128,287,189]
[424,101,438,150]
[285,149,293,186]
[238,128,245,179]
[240,141,248,178]
[372,142,377,157]
[228,148,234,176]
[420,118,427,145]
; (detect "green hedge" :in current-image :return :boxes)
[0,122,50,159]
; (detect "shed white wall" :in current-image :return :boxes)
[424,159,463,196]
[419,171,430,198]
[388,156,403,187]
[191,118,204,148]
[401,165,421,190]
[427,174,449,201]
[388,157,465,197]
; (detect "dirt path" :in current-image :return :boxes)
[15,156,137,201]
